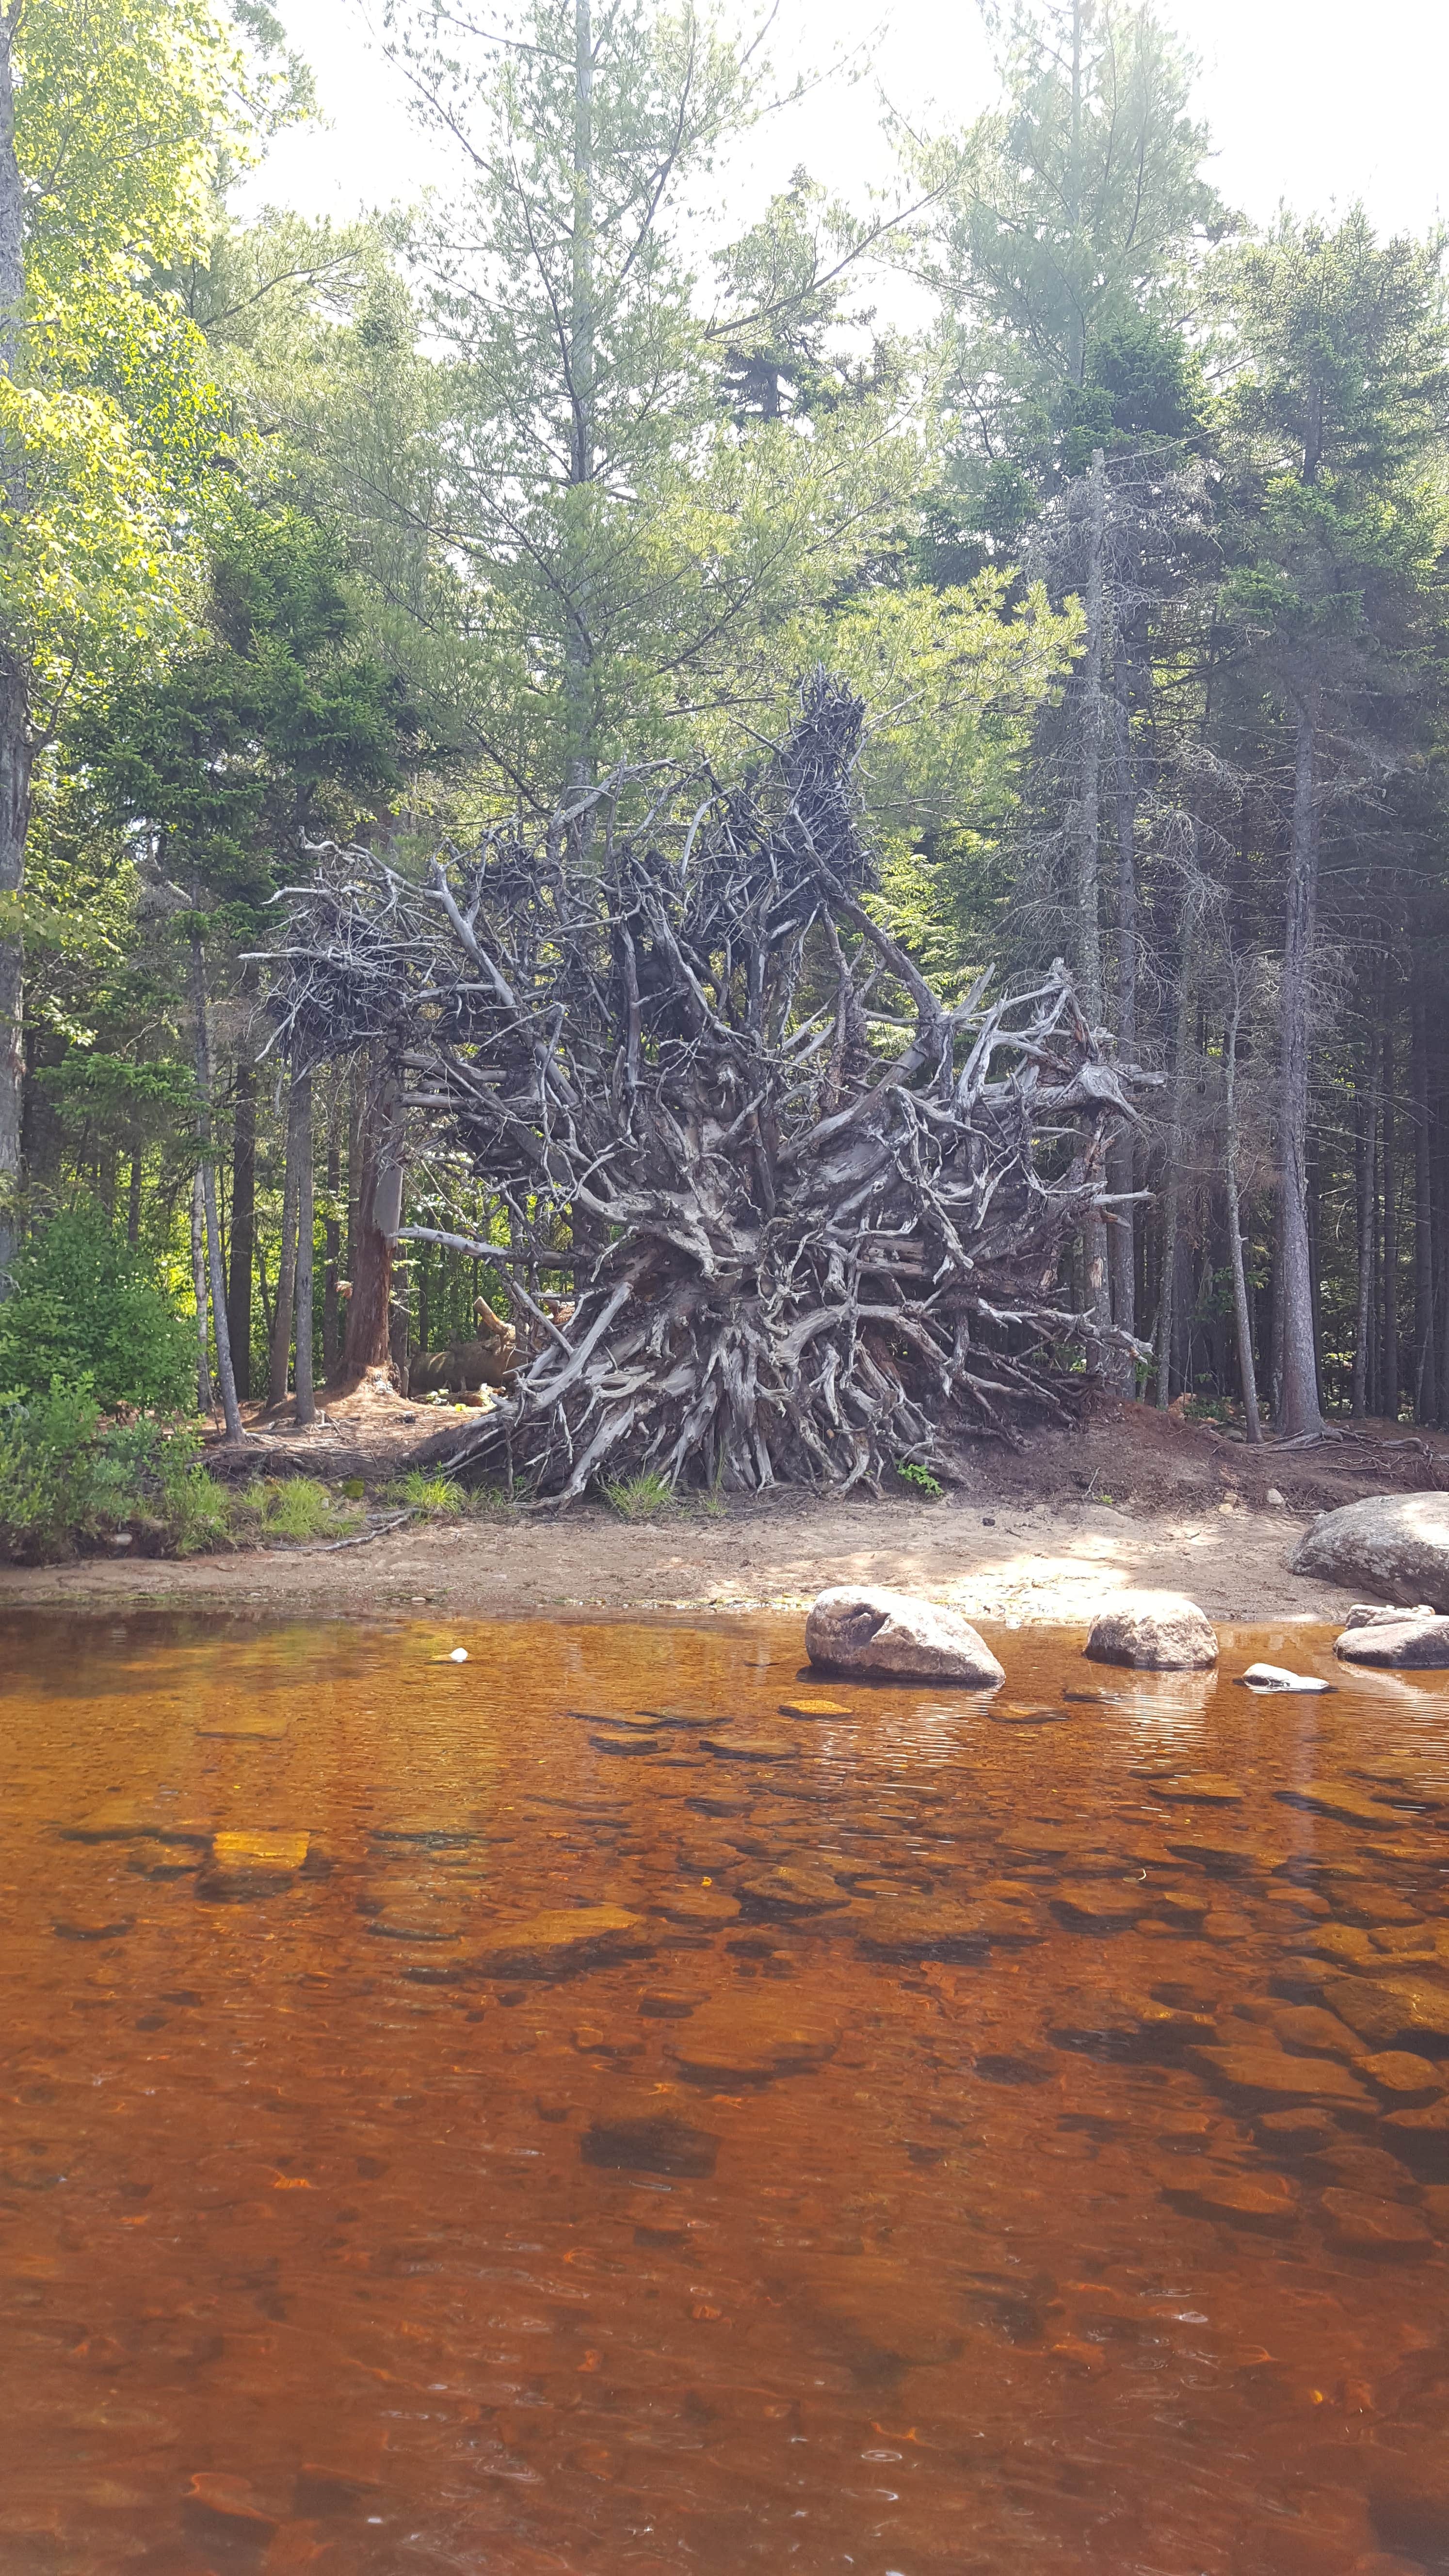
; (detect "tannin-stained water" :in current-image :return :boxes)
[3,1609,1449,2576]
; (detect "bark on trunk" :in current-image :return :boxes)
[1382,1013,1399,1423]
[1413,978,1436,1423]
[1154,890,1196,1408]
[226,1056,256,1401]
[127,1125,144,1247]
[1107,642,1137,1383]
[1224,969,1261,1444]
[1277,700,1324,1435]
[294,1069,315,1425]
[268,1078,302,1408]
[0,12,30,1298]
[322,1135,341,1373]
[191,1168,213,1415]
[189,931,243,1441]
[1077,450,1111,1340]
[1352,1069,1375,1420]
[0,660,30,1291]
[341,1063,403,1382]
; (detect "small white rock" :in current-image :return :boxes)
[1266,1488,1285,1507]
[1239,1661,1330,1693]
[448,1647,468,1663]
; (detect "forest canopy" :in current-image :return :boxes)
[1,0,1447,1477]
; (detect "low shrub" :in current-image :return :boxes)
[0,1207,194,1412]
[0,1384,103,1557]
[0,1394,230,1560]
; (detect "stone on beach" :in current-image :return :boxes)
[1289,1492,1449,1610]
[1083,1591,1218,1670]
[805,1586,1005,1686]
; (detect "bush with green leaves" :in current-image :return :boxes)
[0,1206,195,1412]
[0,1383,103,1557]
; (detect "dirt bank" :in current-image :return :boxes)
[3,1402,1434,1626]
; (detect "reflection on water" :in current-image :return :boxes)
[2,1610,1449,2574]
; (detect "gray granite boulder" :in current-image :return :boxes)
[1335,1603,1449,1669]
[805,1586,1004,1686]
[1084,1590,1218,1671]
[1289,1494,1449,1611]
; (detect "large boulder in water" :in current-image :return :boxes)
[805,1586,1004,1686]
[1289,1493,1449,1611]
[1084,1590,1218,1671]
[1334,1603,1449,1669]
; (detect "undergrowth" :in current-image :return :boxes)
[602,1468,675,1520]
[232,1478,365,1543]
[386,1470,466,1515]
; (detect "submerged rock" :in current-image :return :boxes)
[1160,2169,1299,2233]
[1083,1591,1217,1670]
[472,1906,652,1977]
[666,1996,840,2083]
[1319,2187,1432,2259]
[736,1865,851,1918]
[196,1831,310,1899]
[805,1587,1004,1686]
[1289,1492,1449,1610]
[1189,2043,1373,2108]
[580,2105,720,2178]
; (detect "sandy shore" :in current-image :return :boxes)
[0,1491,1361,1626]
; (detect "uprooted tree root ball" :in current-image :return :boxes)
[260,675,1150,1500]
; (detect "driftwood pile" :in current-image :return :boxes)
[263,675,1146,1497]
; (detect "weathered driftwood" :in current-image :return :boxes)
[260,675,1148,1498]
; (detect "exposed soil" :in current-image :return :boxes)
[4,1394,1445,1626]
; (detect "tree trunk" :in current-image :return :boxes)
[341,1062,404,1381]
[189,930,243,1441]
[294,1069,315,1425]
[1224,965,1261,1444]
[127,1123,144,1246]
[1077,448,1111,1339]
[1107,642,1137,1384]
[1413,978,1436,1423]
[269,1077,302,1407]
[323,1131,341,1373]
[0,12,28,1300]
[1352,1066,1375,1420]
[1277,698,1324,1436]
[1382,1012,1399,1424]
[226,1055,256,1401]
[191,1168,213,1415]
[563,0,595,799]
[1155,905,1196,1410]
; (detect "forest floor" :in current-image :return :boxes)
[2,1393,1444,1625]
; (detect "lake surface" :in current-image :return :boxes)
[2,1608,1449,2575]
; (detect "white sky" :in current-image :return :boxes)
[251,0,1449,251]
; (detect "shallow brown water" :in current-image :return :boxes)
[4,1611,1449,2576]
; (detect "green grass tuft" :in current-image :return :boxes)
[386,1470,466,1515]
[602,1468,675,1520]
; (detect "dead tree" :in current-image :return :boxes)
[258,676,1149,1498]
